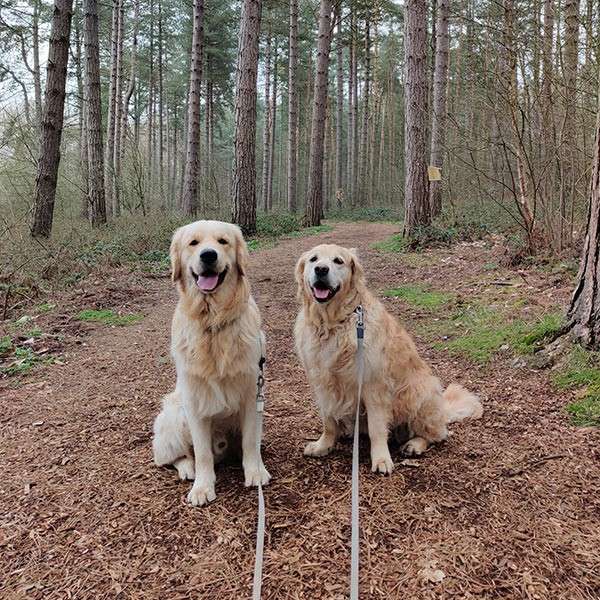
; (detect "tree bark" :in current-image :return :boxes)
[181,0,205,216]
[403,0,430,236]
[305,0,333,227]
[232,0,261,234]
[429,0,449,218]
[30,0,74,238]
[83,0,106,227]
[287,0,298,213]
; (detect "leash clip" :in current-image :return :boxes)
[355,305,364,339]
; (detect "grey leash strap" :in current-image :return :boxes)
[252,357,266,600]
[351,306,365,600]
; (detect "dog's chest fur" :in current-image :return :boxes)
[297,315,359,417]
[172,306,260,382]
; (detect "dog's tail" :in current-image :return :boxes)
[443,383,483,424]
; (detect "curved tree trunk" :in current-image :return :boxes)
[181,0,205,216]
[232,0,261,234]
[83,0,106,227]
[30,0,74,238]
[429,0,449,218]
[305,0,333,227]
[403,0,430,236]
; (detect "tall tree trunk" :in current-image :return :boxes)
[32,0,43,129]
[73,3,88,217]
[105,0,119,217]
[347,8,354,202]
[120,0,140,184]
[232,0,261,234]
[305,0,333,226]
[561,0,579,249]
[267,52,277,212]
[429,0,449,218]
[157,0,165,207]
[31,0,74,238]
[261,22,272,212]
[147,0,155,204]
[359,13,371,205]
[83,0,106,226]
[566,86,600,348]
[335,5,343,209]
[181,0,205,216]
[403,0,430,236]
[112,0,124,217]
[287,0,298,213]
[541,0,555,238]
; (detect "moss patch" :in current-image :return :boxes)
[553,347,600,427]
[286,224,333,238]
[435,308,563,364]
[372,233,408,253]
[384,284,453,310]
[77,309,144,327]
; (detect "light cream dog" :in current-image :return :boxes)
[152,220,270,506]
[294,244,482,473]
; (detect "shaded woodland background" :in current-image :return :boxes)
[1,0,600,311]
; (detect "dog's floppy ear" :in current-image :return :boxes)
[348,247,365,284]
[294,252,308,288]
[170,227,184,284]
[233,225,249,276]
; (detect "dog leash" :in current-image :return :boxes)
[351,305,365,600]
[252,356,266,600]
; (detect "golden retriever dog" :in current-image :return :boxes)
[294,244,482,474]
[152,220,270,506]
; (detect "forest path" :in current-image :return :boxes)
[2,221,599,599]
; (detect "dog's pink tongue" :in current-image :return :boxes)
[314,287,330,300]
[197,274,219,291]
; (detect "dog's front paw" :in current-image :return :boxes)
[304,440,333,457]
[401,437,428,457]
[371,453,394,475]
[187,482,216,506]
[244,463,271,487]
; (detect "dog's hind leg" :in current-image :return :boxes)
[400,376,448,457]
[364,390,394,474]
[174,456,195,480]
[304,414,338,457]
[152,391,191,467]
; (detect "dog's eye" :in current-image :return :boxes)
[189,240,199,246]
[309,256,317,263]
[218,238,228,245]
[333,257,344,265]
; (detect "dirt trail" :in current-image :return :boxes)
[1,222,599,599]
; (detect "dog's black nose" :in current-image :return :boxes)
[200,248,218,264]
[315,265,329,277]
